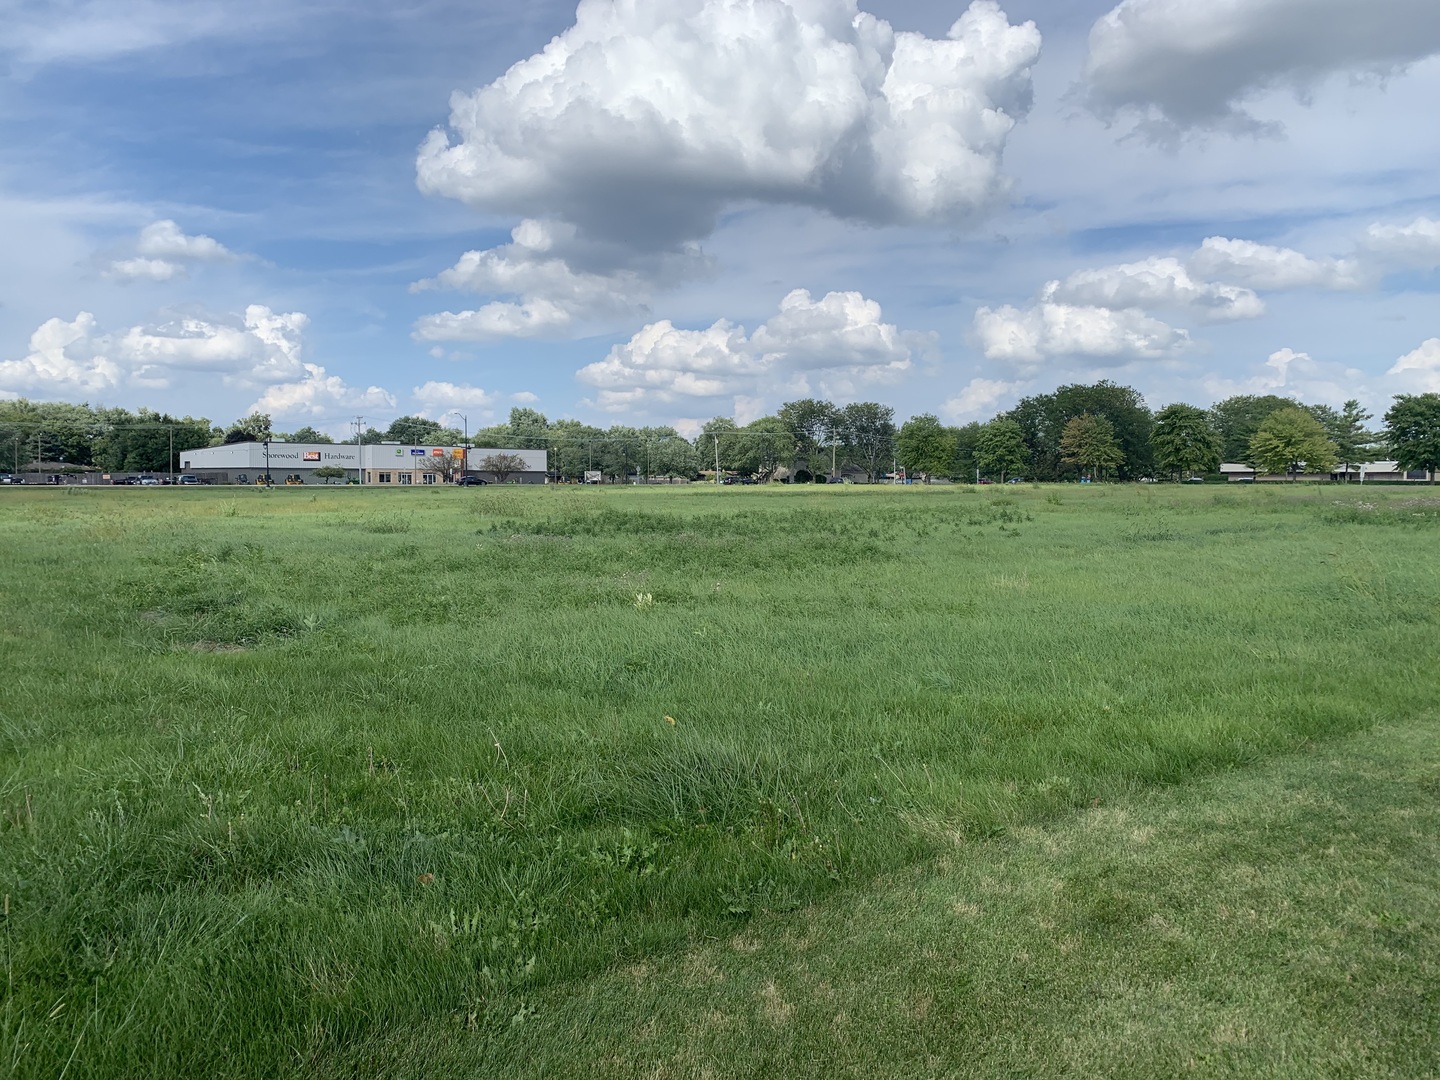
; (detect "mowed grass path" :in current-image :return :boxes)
[0,483,1436,1076]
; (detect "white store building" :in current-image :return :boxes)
[180,442,548,485]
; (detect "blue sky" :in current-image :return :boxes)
[1,0,1437,436]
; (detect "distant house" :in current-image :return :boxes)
[1220,461,1434,482]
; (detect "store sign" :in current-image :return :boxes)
[431,448,444,457]
[451,448,464,459]
[302,452,322,462]
[395,448,404,456]
[410,448,426,456]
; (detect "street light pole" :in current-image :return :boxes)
[262,437,271,486]
[714,433,721,485]
[447,411,469,482]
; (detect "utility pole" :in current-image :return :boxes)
[353,416,365,485]
[169,426,175,483]
[713,433,721,485]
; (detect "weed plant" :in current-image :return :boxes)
[0,483,1436,1075]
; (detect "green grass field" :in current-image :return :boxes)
[1,483,1437,1077]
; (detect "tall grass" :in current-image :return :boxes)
[0,483,1436,1075]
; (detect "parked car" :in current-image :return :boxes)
[0,474,23,485]
[179,475,201,485]
[456,476,489,486]
[138,475,162,486]
[977,478,993,485]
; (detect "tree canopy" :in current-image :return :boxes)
[1383,394,1440,483]
[1248,407,1338,479]
[1152,403,1222,479]
[1059,413,1125,479]
[976,418,1028,482]
[896,414,956,481]
[1005,381,1153,480]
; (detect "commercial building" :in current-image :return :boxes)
[179,442,548,485]
[1220,461,1434,482]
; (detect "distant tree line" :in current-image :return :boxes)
[4,385,1440,482]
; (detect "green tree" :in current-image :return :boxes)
[384,415,447,445]
[506,408,551,449]
[1248,407,1338,480]
[1005,381,1153,480]
[896,414,956,481]
[1209,394,1296,462]
[838,402,896,482]
[976,418,1028,483]
[222,413,271,444]
[479,452,529,484]
[284,426,333,444]
[697,417,743,477]
[1311,400,1379,480]
[952,421,985,482]
[548,418,604,480]
[1152,403,1222,480]
[1060,413,1125,480]
[312,465,347,483]
[736,417,793,481]
[1383,393,1440,484]
[777,398,840,472]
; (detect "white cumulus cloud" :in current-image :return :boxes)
[1388,337,1440,392]
[249,365,396,419]
[412,300,574,343]
[117,305,308,388]
[1084,0,1440,134]
[106,257,184,283]
[106,219,238,282]
[577,288,925,413]
[136,219,235,261]
[0,312,122,396]
[1202,346,1370,405]
[1187,237,1365,290]
[417,0,1041,252]
[942,377,1022,420]
[972,301,1191,364]
[410,218,703,340]
[1047,256,1265,321]
[411,381,499,411]
[1362,216,1440,270]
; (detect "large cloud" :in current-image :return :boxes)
[972,301,1191,364]
[1187,236,1366,290]
[1388,338,1440,392]
[410,219,704,341]
[249,365,396,419]
[118,306,308,388]
[417,0,1041,251]
[0,313,122,396]
[1047,256,1264,321]
[107,220,239,283]
[1362,216,1440,270]
[0,303,390,413]
[1084,0,1440,133]
[577,288,926,412]
[411,381,500,412]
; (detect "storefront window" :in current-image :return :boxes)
[421,473,436,485]
[399,474,412,485]
[379,472,391,483]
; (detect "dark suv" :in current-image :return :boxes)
[456,476,489,486]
